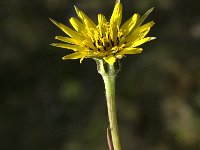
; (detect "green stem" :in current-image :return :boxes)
[97,60,121,150]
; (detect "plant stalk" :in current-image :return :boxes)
[97,60,121,150]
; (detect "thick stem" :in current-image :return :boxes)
[97,60,121,150]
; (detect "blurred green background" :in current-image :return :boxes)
[1,0,200,150]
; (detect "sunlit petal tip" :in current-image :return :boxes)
[74,5,80,15]
[49,17,53,22]
[149,37,157,41]
[144,7,154,18]
[135,7,155,28]
[62,52,82,60]
[115,2,122,13]
[148,7,154,14]
[50,43,56,46]
[49,17,54,22]
[143,7,154,19]
[49,18,58,26]
[137,48,143,53]
[115,0,120,4]
[74,5,78,11]
[50,43,62,48]
[110,1,123,26]
[55,36,60,40]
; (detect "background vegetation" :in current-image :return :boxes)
[1,0,200,149]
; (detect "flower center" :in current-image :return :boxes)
[82,22,125,56]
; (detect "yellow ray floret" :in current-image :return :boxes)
[50,2,155,65]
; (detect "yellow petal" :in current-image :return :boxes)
[51,43,84,51]
[103,55,116,65]
[97,15,107,38]
[117,48,143,56]
[55,36,80,45]
[98,14,107,24]
[125,21,154,43]
[109,23,117,42]
[120,13,139,37]
[50,18,83,41]
[62,52,83,60]
[124,48,143,54]
[74,6,96,28]
[131,37,151,47]
[139,21,155,31]
[69,17,84,32]
[110,2,122,27]
[134,7,154,29]
[109,2,122,42]
[80,57,85,63]
[83,19,96,32]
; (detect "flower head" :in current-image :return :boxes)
[50,2,155,64]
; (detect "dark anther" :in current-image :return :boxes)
[97,48,100,52]
[107,34,110,39]
[111,41,114,46]
[89,47,93,50]
[97,40,100,45]
[116,37,119,45]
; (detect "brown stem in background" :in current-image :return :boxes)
[107,127,113,150]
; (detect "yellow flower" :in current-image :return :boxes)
[50,2,155,65]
